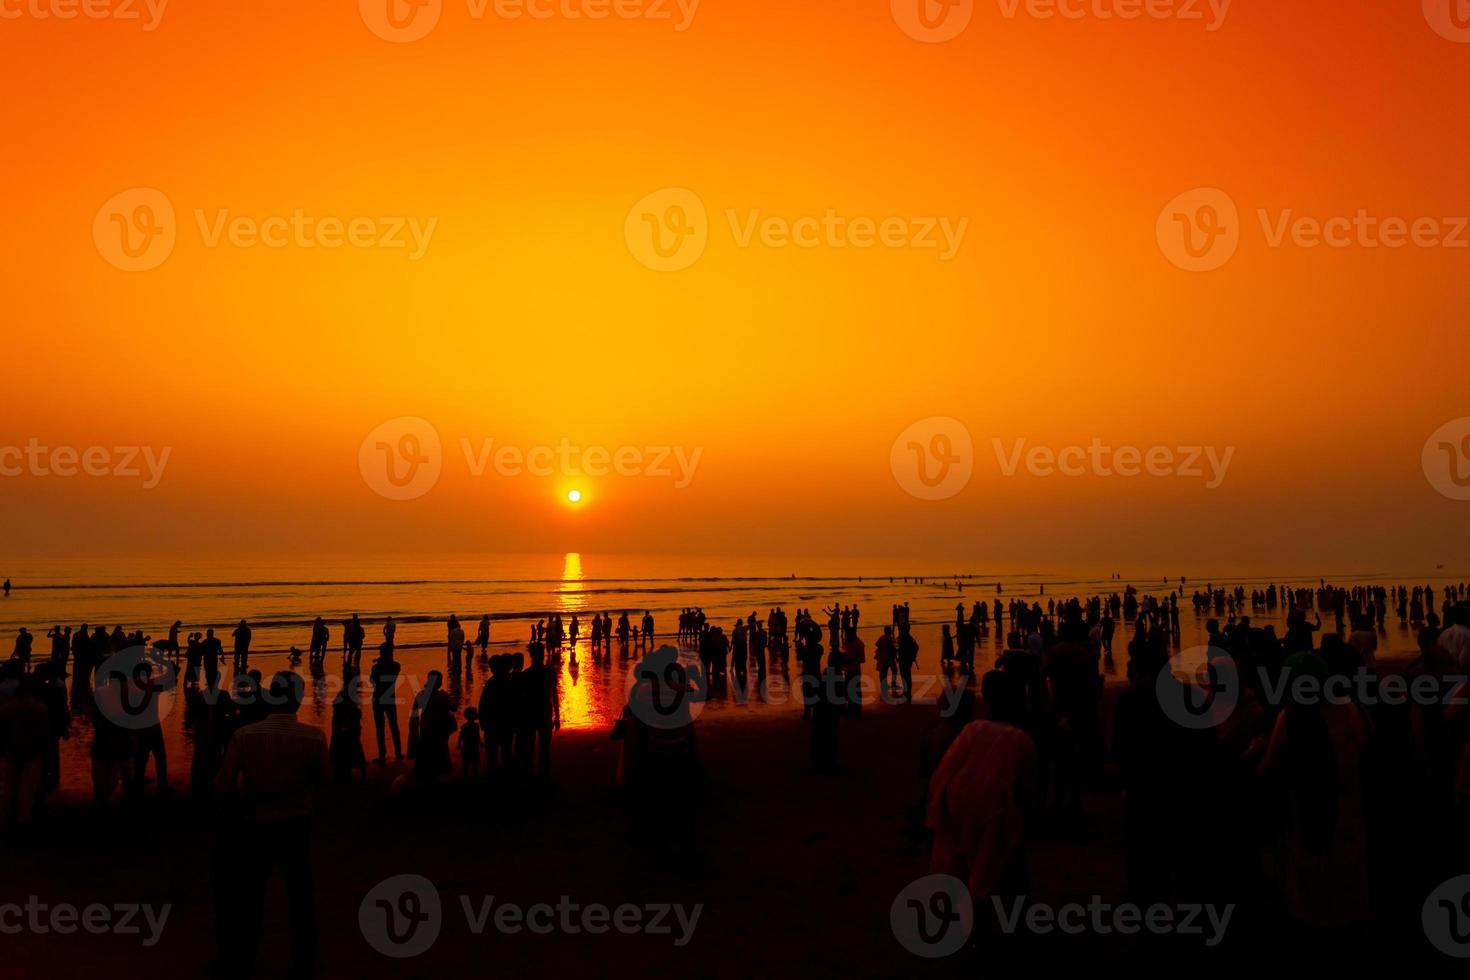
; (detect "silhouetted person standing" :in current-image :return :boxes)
[202,628,223,689]
[898,627,919,702]
[370,643,403,764]
[811,655,841,773]
[477,655,516,778]
[231,620,251,673]
[0,668,49,828]
[12,627,33,670]
[213,671,330,980]
[330,672,368,783]
[516,643,558,783]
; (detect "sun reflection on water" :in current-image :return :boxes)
[557,552,584,613]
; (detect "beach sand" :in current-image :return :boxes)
[5,693,1447,976]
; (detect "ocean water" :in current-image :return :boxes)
[0,553,1450,793]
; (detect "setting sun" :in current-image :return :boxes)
[566,489,582,504]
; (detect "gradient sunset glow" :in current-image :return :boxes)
[3,0,1469,572]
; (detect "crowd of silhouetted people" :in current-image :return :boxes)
[6,577,1470,968]
[916,578,1470,962]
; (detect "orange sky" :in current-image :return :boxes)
[2,1,1469,573]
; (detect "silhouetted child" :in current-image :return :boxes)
[458,707,482,780]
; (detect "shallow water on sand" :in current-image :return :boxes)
[0,553,1450,793]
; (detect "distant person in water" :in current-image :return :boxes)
[231,619,251,672]
[309,617,328,665]
[213,671,330,980]
[897,626,919,701]
[2,579,9,596]
[202,628,223,688]
[346,614,365,666]
[447,618,465,672]
[11,627,32,669]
